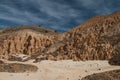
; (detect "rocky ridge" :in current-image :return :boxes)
[0,12,120,62]
[0,26,58,59]
[52,11,120,61]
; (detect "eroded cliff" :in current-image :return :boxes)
[0,12,120,61]
[0,27,57,59]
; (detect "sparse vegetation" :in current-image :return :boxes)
[0,25,57,34]
[0,63,38,73]
[81,69,120,80]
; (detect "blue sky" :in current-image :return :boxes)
[0,0,120,32]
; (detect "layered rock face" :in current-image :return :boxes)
[0,12,120,61]
[0,27,57,59]
[44,12,120,61]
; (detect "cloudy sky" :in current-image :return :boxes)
[0,0,120,32]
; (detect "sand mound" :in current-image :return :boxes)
[81,69,120,80]
[0,60,119,80]
[0,63,38,73]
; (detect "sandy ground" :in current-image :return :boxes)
[0,60,120,80]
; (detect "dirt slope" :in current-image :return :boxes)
[42,11,120,61]
[81,69,120,80]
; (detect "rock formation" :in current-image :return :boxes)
[109,53,120,65]
[43,11,120,61]
[0,26,57,59]
[0,12,120,61]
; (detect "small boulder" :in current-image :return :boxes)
[8,54,30,62]
[0,60,4,64]
[109,53,120,65]
[34,55,47,63]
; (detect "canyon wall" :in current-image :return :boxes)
[0,29,56,59]
[0,12,120,61]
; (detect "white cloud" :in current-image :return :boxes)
[32,0,79,19]
[0,4,49,24]
[0,0,119,32]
